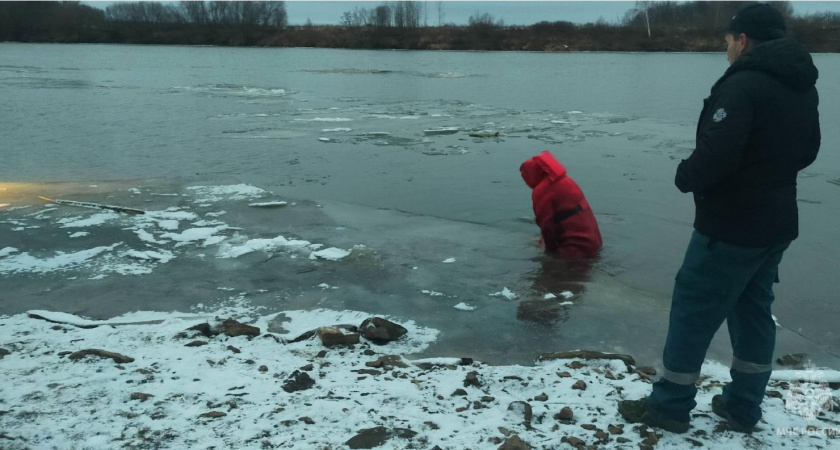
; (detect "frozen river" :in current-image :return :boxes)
[2,43,839,367]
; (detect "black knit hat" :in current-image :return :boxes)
[726,3,786,40]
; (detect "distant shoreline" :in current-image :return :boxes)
[3,1,839,53]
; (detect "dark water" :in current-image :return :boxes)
[1,43,839,367]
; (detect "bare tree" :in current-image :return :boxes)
[436,1,444,26]
[180,1,208,24]
[391,1,421,28]
[371,4,391,27]
[468,11,503,28]
[637,1,651,38]
[341,6,370,27]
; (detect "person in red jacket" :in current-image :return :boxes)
[520,151,602,259]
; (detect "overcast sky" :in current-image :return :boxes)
[84,1,840,26]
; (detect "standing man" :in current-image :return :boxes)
[618,3,820,434]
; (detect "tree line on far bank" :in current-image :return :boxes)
[1,1,838,52]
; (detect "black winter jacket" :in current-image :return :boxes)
[675,38,820,247]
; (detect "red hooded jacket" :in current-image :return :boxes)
[520,151,602,259]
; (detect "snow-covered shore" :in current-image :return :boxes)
[1,304,838,450]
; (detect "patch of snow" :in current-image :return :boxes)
[454,302,476,311]
[0,305,819,450]
[69,232,89,238]
[1,247,19,257]
[205,211,226,217]
[442,257,456,263]
[160,227,227,247]
[421,290,445,297]
[544,293,557,300]
[490,287,517,300]
[134,228,164,244]
[0,243,121,275]
[310,247,351,261]
[156,219,180,230]
[322,128,352,132]
[560,291,574,299]
[190,219,221,227]
[217,235,313,259]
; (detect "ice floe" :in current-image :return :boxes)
[490,287,517,300]
[0,243,121,275]
[248,201,288,208]
[310,247,351,261]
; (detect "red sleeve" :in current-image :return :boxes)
[533,191,559,254]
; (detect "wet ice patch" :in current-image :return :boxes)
[170,84,289,98]
[424,71,467,78]
[160,227,228,247]
[124,250,175,263]
[134,229,163,244]
[490,287,517,300]
[293,117,353,122]
[424,127,460,135]
[57,211,120,228]
[365,114,420,120]
[186,184,267,203]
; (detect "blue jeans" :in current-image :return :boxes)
[648,230,789,426]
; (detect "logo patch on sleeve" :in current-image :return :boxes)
[713,108,727,122]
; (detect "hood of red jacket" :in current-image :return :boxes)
[520,151,567,189]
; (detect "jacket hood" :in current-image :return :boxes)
[716,38,818,92]
[520,151,567,189]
